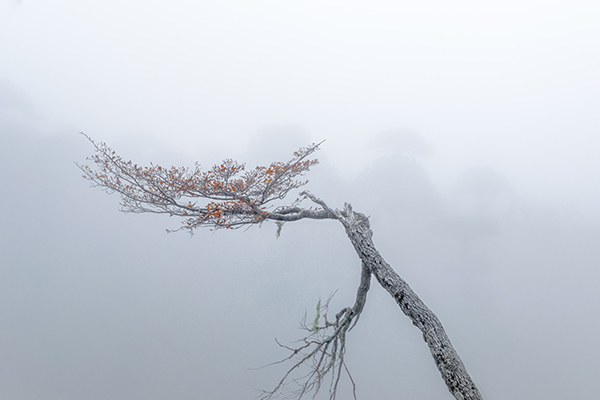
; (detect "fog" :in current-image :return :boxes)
[1,1,599,399]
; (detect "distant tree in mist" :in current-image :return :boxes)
[355,130,442,269]
[78,133,484,400]
[0,79,35,115]
[359,130,440,220]
[370,128,434,157]
[453,166,512,216]
[439,166,512,267]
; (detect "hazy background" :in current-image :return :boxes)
[1,1,599,399]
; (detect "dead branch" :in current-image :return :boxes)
[260,263,371,400]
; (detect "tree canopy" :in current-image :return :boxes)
[78,133,327,232]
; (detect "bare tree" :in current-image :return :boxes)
[77,133,483,400]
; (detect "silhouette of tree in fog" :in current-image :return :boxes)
[355,130,442,271]
[454,166,512,216]
[370,128,434,157]
[437,166,513,266]
[78,133,484,400]
[358,129,440,220]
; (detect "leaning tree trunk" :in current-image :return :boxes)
[338,204,483,400]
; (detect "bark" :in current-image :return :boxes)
[270,192,483,399]
[336,203,483,400]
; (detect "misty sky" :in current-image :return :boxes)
[1,1,600,399]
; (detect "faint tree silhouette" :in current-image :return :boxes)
[453,166,512,216]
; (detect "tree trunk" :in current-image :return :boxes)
[338,204,483,400]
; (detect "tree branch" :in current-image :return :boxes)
[77,133,324,231]
[267,208,335,222]
[260,263,371,400]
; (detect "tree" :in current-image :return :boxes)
[77,133,483,400]
[453,166,512,216]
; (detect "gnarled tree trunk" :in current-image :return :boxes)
[337,203,483,400]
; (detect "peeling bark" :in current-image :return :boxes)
[275,192,483,399]
[335,202,483,400]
